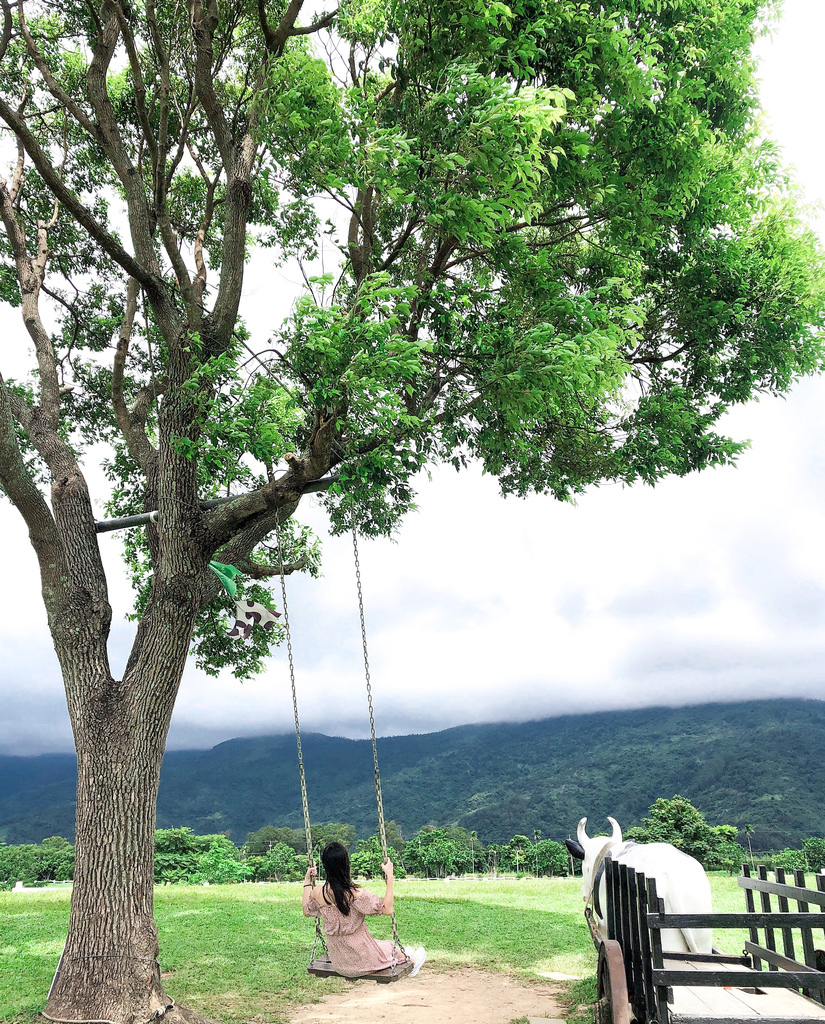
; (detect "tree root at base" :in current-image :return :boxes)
[39,1005,222,1024]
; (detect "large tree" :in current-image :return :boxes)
[0,0,823,1020]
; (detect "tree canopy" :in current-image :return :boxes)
[0,0,823,1020]
[1,0,823,679]
[625,794,746,870]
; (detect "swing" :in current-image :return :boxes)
[275,523,414,984]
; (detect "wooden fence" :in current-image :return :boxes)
[603,858,825,1024]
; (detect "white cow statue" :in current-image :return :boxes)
[565,816,712,954]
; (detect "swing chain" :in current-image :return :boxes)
[274,516,327,960]
[275,516,313,861]
[351,529,405,960]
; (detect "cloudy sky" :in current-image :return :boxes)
[2,1,825,757]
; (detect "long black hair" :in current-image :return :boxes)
[321,842,358,915]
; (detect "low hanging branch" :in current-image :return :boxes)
[94,476,338,533]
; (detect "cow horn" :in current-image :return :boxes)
[608,817,622,843]
[577,817,589,844]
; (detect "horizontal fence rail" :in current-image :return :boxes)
[646,912,825,929]
[739,876,825,908]
[652,969,825,988]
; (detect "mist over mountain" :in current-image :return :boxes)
[1,698,822,849]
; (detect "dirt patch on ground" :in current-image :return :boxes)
[288,967,564,1024]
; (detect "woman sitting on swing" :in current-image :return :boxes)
[302,842,427,978]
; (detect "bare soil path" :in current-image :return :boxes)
[288,966,565,1024]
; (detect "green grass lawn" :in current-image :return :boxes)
[0,873,766,1024]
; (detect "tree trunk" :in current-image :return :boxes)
[45,580,204,1024]
[45,696,173,1024]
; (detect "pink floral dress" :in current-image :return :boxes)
[306,888,406,977]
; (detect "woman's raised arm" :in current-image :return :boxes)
[381,857,394,915]
[302,862,317,916]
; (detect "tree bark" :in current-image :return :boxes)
[45,576,206,1023]
[46,717,172,1023]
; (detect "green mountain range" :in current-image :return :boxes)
[1,698,823,849]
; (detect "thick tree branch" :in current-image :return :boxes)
[193,176,217,303]
[107,0,160,174]
[258,0,338,56]
[157,210,196,318]
[0,372,68,613]
[188,0,233,169]
[206,130,256,348]
[288,8,338,38]
[0,374,110,670]
[201,475,300,550]
[186,1,258,346]
[236,555,308,578]
[9,133,24,201]
[0,95,166,299]
[85,4,167,289]
[0,0,11,63]
[348,186,376,285]
[203,412,338,548]
[144,12,200,321]
[0,178,61,430]
[16,0,102,144]
[94,477,334,533]
[112,278,159,472]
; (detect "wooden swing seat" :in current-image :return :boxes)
[307,956,415,983]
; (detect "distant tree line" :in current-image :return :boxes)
[619,796,825,875]
[0,836,75,889]
[4,798,823,888]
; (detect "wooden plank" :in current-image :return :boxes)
[668,962,825,1021]
[649,877,670,1024]
[671,1018,825,1024]
[726,985,825,1018]
[628,865,647,1021]
[607,857,618,942]
[745,865,763,972]
[669,984,754,1019]
[654,971,825,989]
[685,986,766,1017]
[661,959,825,1020]
[618,862,634,1003]
[669,986,724,1017]
[759,865,779,969]
[698,986,768,1017]
[669,986,825,1019]
[636,869,657,1024]
[744,942,821,975]
[665,960,764,1017]
[649,915,824,930]
[671,959,751,976]
[665,953,752,965]
[794,869,820,997]
[776,869,798,964]
[739,878,825,911]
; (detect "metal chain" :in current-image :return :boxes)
[274,517,326,960]
[351,529,405,961]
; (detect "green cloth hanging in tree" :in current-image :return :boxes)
[208,560,243,599]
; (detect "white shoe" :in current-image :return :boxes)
[409,946,427,977]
